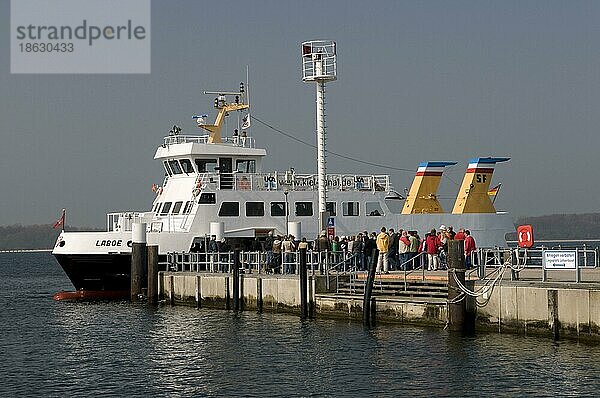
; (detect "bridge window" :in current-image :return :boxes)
[160,202,172,215]
[198,193,216,204]
[168,160,183,175]
[366,202,384,216]
[172,201,183,214]
[271,202,286,217]
[163,161,172,176]
[236,159,256,173]
[246,202,264,217]
[153,202,161,213]
[326,202,336,216]
[218,202,239,217]
[182,201,193,214]
[295,202,313,217]
[343,202,360,216]
[195,158,218,173]
[180,159,194,174]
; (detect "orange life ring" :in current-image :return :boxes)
[517,225,534,248]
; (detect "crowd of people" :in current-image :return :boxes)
[193,225,477,274]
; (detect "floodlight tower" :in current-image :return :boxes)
[301,40,337,232]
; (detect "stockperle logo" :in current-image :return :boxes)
[11,0,150,74]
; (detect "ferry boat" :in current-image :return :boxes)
[52,91,513,291]
[52,43,515,293]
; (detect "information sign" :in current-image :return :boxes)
[543,250,577,270]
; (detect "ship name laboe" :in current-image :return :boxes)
[95,239,123,247]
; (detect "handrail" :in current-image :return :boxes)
[400,252,428,291]
[324,252,361,291]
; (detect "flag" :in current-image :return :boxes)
[241,113,251,130]
[487,183,501,196]
[53,209,65,229]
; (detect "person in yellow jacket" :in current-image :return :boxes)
[376,227,390,273]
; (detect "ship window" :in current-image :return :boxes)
[198,193,216,204]
[236,159,256,173]
[343,202,360,216]
[161,202,172,215]
[195,158,218,173]
[295,202,313,217]
[366,202,384,216]
[326,202,336,216]
[163,161,172,176]
[169,160,183,175]
[183,201,193,214]
[180,159,194,174]
[172,201,183,214]
[246,202,264,217]
[270,202,286,217]
[218,202,239,217]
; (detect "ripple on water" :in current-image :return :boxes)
[1,253,600,397]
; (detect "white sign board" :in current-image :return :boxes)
[543,250,577,270]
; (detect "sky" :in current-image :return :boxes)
[1,0,600,227]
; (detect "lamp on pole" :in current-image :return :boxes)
[284,190,289,236]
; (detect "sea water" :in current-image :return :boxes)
[1,252,600,397]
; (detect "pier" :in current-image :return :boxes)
[156,244,600,340]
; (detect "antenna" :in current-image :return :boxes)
[302,40,337,232]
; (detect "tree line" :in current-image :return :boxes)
[509,213,600,240]
[0,224,100,250]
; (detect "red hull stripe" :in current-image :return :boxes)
[53,290,130,301]
[466,167,495,174]
[415,171,443,176]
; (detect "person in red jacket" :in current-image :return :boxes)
[454,228,466,241]
[425,228,442,271]
[464,230,476,269]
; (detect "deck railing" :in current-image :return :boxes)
[182,171,391,193]
[163,134,256,148]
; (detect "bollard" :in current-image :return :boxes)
[362,248,379,326]
[233,250,240,311]
[447,240,467,332]
[147,245,159,305]
[299,248,308,319]
[131,223,147,302]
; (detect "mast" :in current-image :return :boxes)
[301,40,337,232]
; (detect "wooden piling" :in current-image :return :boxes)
[257,277,263,312]
[147,245,159,305]
[233,250,240,311]
[447,240,466,332]
[548,289,559,340]
[130,223,147,302]
[299,248,308,319]
[363,249,379,326]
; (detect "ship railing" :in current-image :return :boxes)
[200,172,391,192]
[163,134,256,148]
[106,212,148,232]
[472,246,599,283]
